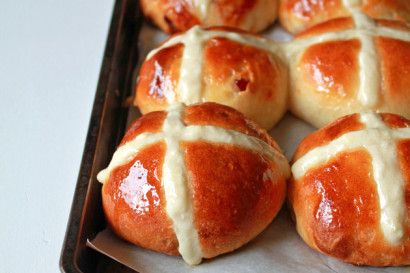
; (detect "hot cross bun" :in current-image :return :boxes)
[289,112,410,266]
[287,15,410,127]
[98,102,290,265]
[135,26,288,130]
[140,0,279,34]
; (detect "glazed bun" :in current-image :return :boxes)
[135,26,288,130]
[140,0,279,34]
[288,112,410,266]
[97,102,290,265]
[279,0,410,34]
[286,15,410,128]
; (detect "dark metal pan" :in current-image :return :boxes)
[60,0,143,271]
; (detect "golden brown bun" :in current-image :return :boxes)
[279,0,410,34]
[101,102,289,261]
[140,0,278,34]
[135,27,288,130]
[288,18,410,128]
[288,113,410,266]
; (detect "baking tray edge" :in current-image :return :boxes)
[60,0,143,272]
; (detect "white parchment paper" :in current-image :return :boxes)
[87,22,409,273]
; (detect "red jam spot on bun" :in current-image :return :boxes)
[235,78,248,92]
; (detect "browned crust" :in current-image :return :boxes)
[120,111,167,145]
[295,17,354,39]
[363,0,410,24]
[102,142,180,255]
[377,37,410,117]
[297,38,360,100]
[292,113,364,161]
[135,44,183,115]
[201,37,288,129]
[140,0,199,34]
[279,0,348,34]
[295,17,410,39]
[185,142,286,258]
[184,102,282,151]
[381,113,410,128]
[214,0,258,27]
[140,0,277,34]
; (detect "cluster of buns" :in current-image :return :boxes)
[140,0,410,35]
[97,0,410,267]
[136,1,410,129]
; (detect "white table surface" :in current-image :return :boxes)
[0,1,114,272]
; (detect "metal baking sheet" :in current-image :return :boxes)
[60,0,143,272]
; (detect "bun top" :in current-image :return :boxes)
[98,102,290,264]
[292,112,410,246]
[140,0,278,34]
[285,12,410,127]
[135,26,288,129]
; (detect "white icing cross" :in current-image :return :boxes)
[97,103,290,265]
[191,0,212,21]
[292,112,410,245]
[343,0,380,107]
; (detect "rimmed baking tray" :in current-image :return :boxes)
[60,0,143,272]
[60,0,409,272]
